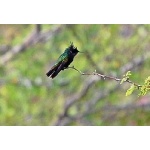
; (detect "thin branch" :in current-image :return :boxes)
[67,66,142,88]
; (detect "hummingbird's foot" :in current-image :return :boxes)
[62,67,67,70]
[66,66,75,70]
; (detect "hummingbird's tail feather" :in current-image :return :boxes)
[46,64,59,77]
[46,61,66,78]
[50,71,60,78]
[46,69,58,79]
[50,62,65,78]
[46,69,54,77]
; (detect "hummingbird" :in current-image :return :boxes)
[46,43,80,79]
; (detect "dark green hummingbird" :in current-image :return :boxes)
[46,43,80,79]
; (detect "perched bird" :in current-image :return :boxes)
[46,43,79,79]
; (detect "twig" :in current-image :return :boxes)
[67,66,142,88]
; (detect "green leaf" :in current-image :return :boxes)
[126,71,132,77]
[138,76,150,96]
[120,71,132,84]
[126,84,135,96]
[120,78,126,84]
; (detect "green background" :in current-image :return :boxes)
[0,24,150,125]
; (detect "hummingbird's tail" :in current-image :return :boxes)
[46,69,54,77]
[46,64,58,78]
[46,63,63,79]
[46,69,58,79]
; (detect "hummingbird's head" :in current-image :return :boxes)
[69,42,79,56]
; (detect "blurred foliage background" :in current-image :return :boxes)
[0,24,150,125]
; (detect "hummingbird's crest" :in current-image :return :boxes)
[68,42,79,54]
[69,42,84,53]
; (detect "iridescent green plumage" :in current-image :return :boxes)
[46,43,79,79]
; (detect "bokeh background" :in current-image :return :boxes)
[0,24,150,125]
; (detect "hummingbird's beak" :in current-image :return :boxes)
[78,51,85,53]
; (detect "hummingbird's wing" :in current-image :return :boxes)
[46,57,68,78]
[50,60,67,78]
